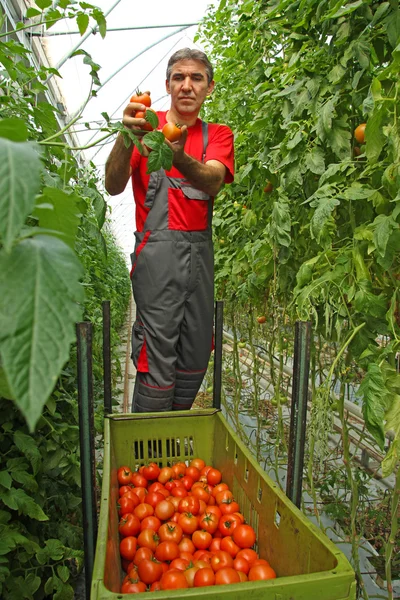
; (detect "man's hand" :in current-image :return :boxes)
[122,90,152,138]
[164,125,188,162]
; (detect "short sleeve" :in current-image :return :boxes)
[205,124,234,184]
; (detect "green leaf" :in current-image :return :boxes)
[25,7,41,17]
[371,2,390,26]
[33,188,82,249]
[57,564,70,583]
[305,147,325,175]
[0,139,43,252]
[35,0,52,9]
[13,431,41,475]
[76,13,89,36]
[93,9,107,39]
[366,105,386,163]
[0,367,14,400]
[1,488,48,520]
[328,1,363,19]
[358,363,388,449]
[0,236,84,431]
[0,471,12,490]
[145,110,159,130]
[316,97,336,141]
[386,8,400,48]
[382,394,400,476]
[372,214,398,258]
[0,118,28,142]
[310,197,340,241]
[267,201,291,247]
[0,525,33,555]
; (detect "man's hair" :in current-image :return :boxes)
[166,48,214,84]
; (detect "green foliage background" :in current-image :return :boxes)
[0,3,131,598]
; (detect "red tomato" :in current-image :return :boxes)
[160,569,189,590]
[232,524,256,549]
[140,516,161,532]
[215,490,234,505]
[134,503,154,521]
[236,548,259,565]
[148,481,165,494]
[158,522,183,544]
[169,557,189,571]
[154,499,175,521]
[212,483,229,497]
[233,556,250,574]
[218,514,240,536]
[215,567,240,585]
[131,486,147,503]
[220,500,240,515]
[210,550,234,572]
[150,581,162,591]
[133,546,153,566]
[131,472,148,488]
[171,486,188,498]
[142,462,161,481]
[192,486,210,504]
[119,536,137,561]
[209,538,222,553]
[146,491,165,508]
[192,530,212,550]
[193,567,215,587]
[171,463,186,479]
[162,122,182,142]
[178,512,199,535]
[130,91,151,107]
[137,528,159,552]
[158,466,173,483]
[118,513,141,537]
[137,557,163,584]
[186,466,201,482]
[178,496,200,515]
[205,505,222,519]
[180,475,194,491]
[184,565,200,587]
[248,564,277,580]
[220,536,240,558]
[207,468,222,486]
[178,537,196,555]
[155,541,180,562]
[118,496,137,517]
[120,580,146,593]
[198,512,219,534]
[179,551,194,563]
[117,466,132,486]
[119,484,133,497]
[190,458,206,471]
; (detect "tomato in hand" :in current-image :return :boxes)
[162,122,182,142]
[130,91,151,107]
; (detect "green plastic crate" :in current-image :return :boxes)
[91,409,356,599]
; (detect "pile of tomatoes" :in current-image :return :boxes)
[117,458,276,593]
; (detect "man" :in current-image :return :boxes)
[105,48,234,412]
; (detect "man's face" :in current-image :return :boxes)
[166,59,214,118]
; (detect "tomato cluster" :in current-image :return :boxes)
[116,458,276,593]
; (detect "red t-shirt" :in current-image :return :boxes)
[130,111,234,232]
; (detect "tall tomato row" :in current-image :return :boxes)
[199,0,400,476]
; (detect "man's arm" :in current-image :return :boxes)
[104,98,150,196]
[105,133,133,196]
[168,127,227,197]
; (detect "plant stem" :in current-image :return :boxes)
[385,465,400,600]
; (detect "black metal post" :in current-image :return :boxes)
[213,301,224,409]
[286,321,311,508]
[102,300,112,415]
[76,322,98,599]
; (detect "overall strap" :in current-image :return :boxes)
[201,120,208,163]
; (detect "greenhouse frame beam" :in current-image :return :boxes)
[30,22,199,36]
